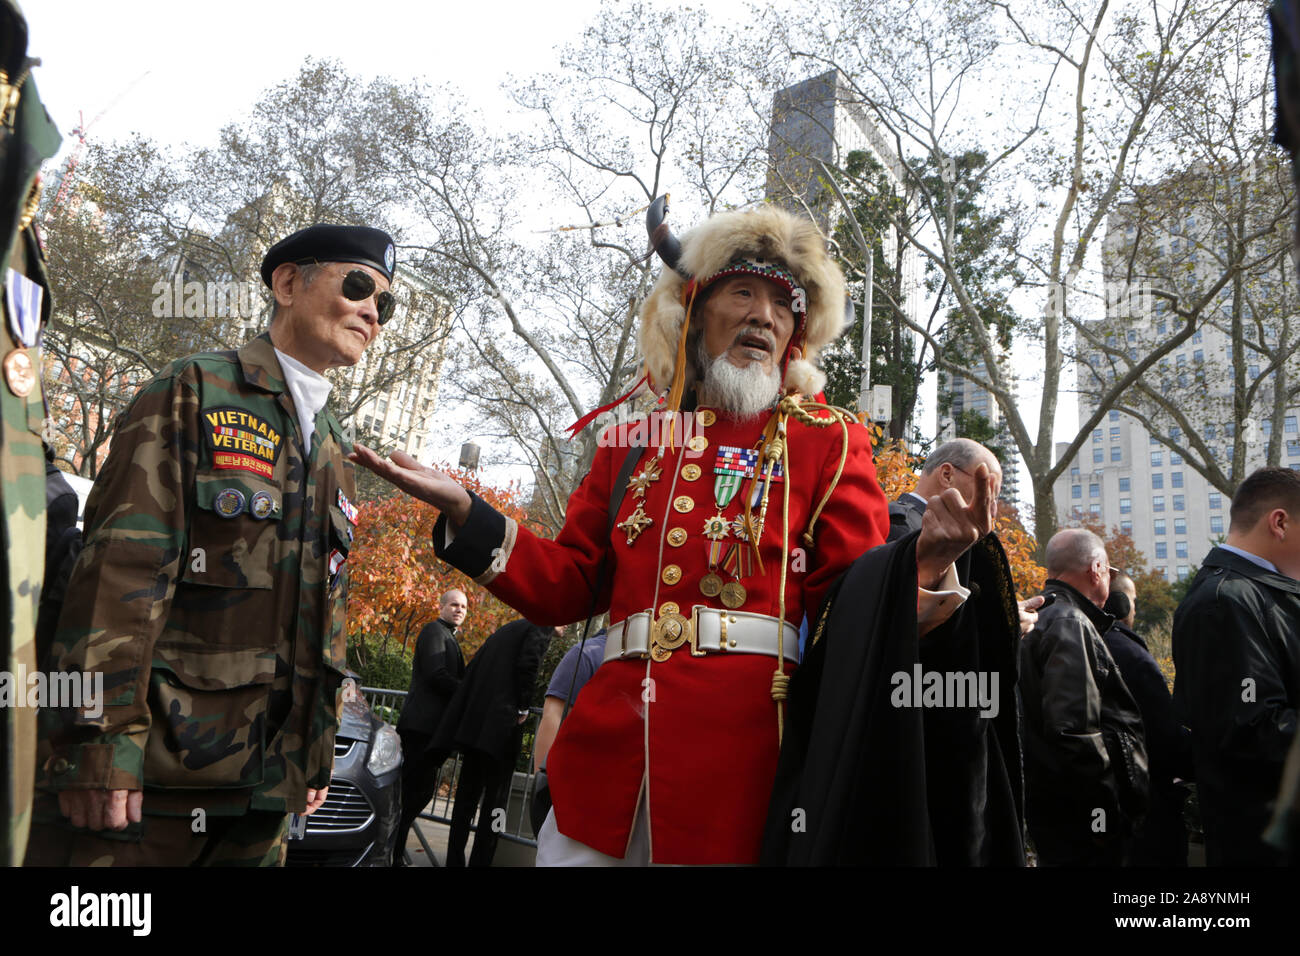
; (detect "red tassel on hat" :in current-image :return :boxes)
[564,372,650,438]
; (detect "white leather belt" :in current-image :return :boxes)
[604,606,800,665]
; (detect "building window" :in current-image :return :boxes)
[1110,410,1119,421]
[1151,451,1163,467]
[1093,429,1102,443]
[1153,495,1165,512]
[1263,420,1273,436]
[1205,425,1216,440]
[1289,441,1300,457]
[1176,541,1188,559]
[1120,519,1132,534]
[1093,448,1104,464]
[1072,485,1081,500]
[1089,504,1101,516]
[1210,515,1224,534]
[1172,471,1184,488]
[1157,320,1167,335]
[1226,423,1236,438]
[1155,542,1167,559]
[1288,416,1298,434]
[1119,478,1130,492]
[1171,452,1183,465]
[1150,434,1160,445]
[1209,493,1222,509]
[1177,565,1190,581]
[1154,519,1166,535]
[1174,495,1185,511]
[1152,473,1164,489]
[1090,483,1100,498]
[1111,446,1122,461]
[1175,517,1187,535]
[1249,364,1260,379]
[1110,427,1120,441]
[1120,498,1132,514]
[1192,329,1202,344]
[1193,349,1203,363]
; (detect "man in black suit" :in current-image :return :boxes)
[392,589,468,865]
[889,438,1003,541]
[434,619,553,867]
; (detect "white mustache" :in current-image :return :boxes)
[732,329,776,351]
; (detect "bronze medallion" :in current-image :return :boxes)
[697,409,717,427]
[658,601,680,617]
[3,349,35,397]
[687,435,708,452]
[699,573,724,598]
[650,644,672,662]
[661,564,682,585]
[672,495,695,514]
[720,581,747,609]
[667,527,688,547]
[681,463,702,481]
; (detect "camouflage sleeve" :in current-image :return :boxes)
[43,363,200,791]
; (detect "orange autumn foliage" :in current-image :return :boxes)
[870,425,1047,598]
[347,466,535,662]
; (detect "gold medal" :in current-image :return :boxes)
[700,573,724,597]
[681,463,702,481]
[617,505,653,544]
[720,581,747,609]
[3,349,35,397]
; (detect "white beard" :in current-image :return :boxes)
[697,336,781,419]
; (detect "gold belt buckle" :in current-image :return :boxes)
[649,605,706,661]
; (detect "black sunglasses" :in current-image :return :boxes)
[299,261,395,324]
[339,269,395,325]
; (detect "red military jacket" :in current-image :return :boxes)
[434,404,889,863]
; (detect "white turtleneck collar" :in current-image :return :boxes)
[273,347,333,454]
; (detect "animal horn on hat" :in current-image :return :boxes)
[646,194,690,279]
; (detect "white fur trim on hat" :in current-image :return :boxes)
[638,204,847,395]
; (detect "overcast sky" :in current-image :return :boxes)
[25,0,1058,499]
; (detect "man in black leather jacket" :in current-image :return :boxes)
[1174,467,1300,866]
[1021,528,1149,865]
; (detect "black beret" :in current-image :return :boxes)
[260,224,396,287]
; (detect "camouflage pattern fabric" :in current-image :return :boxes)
[1,0,61,867]
[36,333,354,854]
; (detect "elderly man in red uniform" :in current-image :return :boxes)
[353,203,995,865]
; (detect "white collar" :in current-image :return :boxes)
[273,347,333,454]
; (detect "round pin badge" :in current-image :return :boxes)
[250,490,276,519]
[215,488,246,518]
[384,243,395,273]
[3,348,36,397]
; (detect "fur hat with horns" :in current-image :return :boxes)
[640,199,848,402]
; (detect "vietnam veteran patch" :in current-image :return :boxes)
[204,407,283,479]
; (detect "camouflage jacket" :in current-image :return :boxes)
[2,0,61,865]
[42,333,355,816]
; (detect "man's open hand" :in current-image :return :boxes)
[348,444,473,526]
[915,461,996,590]
[58,789,142,831]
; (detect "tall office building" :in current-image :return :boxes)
[1052,165,1297,580]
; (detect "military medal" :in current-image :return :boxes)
[619,453,663,546]
[215,488,246,517]
[720,581,747,609]
[3,348,34,397]
[699,573,723,597]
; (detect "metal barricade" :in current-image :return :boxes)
[361,686,544,865]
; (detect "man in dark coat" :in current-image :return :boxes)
[1173,466,1300,866]
[392,589,467,865]
[433,618,551,867]
[1020,529,1148,865]
[1102,570,1192,865]
[763,438,1028,866]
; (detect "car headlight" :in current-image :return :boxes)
[367,724,402,776]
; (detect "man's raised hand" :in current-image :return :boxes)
[915,461,996,590]
[348,444,473,526]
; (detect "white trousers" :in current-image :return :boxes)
[535,795,652,866]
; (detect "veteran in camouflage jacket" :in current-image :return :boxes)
[29,224,392,865]
[1,0,60,867]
